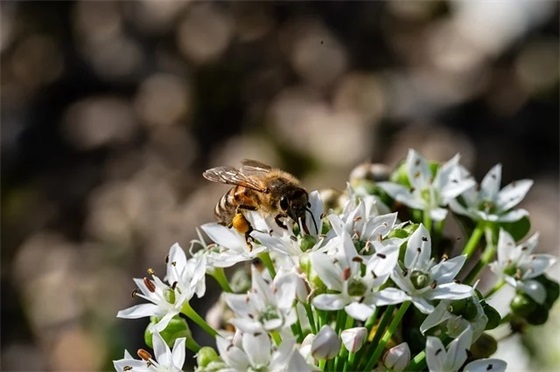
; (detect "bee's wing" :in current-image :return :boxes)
[203,166,267,192]
[240,159,272,175]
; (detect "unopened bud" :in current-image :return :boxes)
[196,346,220,368]
[341,327,367,353]
[311,325,341,360]
[383,342,411,372]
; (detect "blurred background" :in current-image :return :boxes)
[1,1,558,370]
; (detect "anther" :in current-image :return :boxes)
[143,277,156,293]
[147,268,155,276]
[342,267,351,281]
[137,349,152,361]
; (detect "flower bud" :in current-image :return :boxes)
[196,346,220,368]
[341,327,367,353]
[470,333,498,359]
[510,293,537,317]
[383,342,411,372]
[145,316,191,349]
[311,325,341,360]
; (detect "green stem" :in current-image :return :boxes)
[344,351,356,372]
[270,330,282,345]
[484,279,506,299]
[461,221,485,259]
[181,302,218,337]
[422,212,432,233]
[258,252,276,278]
[356,306,395,370]
[464,228,497,284]
[210,267,232,293]
[408,350,426,371]
[335,310,347,334]
[364,301,411,371]
[185,337,201,353]
[303,303,317,334]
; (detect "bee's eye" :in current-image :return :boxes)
[280,196,289,211]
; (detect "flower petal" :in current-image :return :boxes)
[496,179,533,211]
[345,302,374,321]
[243,332,271,368]
[426,282,473,300]
[406,149,432,190]
[480,164,502,201]
[171,337,186,369]
[117,303,159,319]
[313,294,348,311]
[429,255,466,283]
[464,358,507,372]
[426,336,446,372]
[405,224,432,270]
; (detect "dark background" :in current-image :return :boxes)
[1,1,558,370]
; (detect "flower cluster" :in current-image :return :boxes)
[115,149,558,371]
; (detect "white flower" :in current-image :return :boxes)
[216,331,312,372]
[391,224,473,314]
[463,358,507,372]
[113,331,186,372]
[420,297,488,341]
[340,327,368,353]
[224,266,297,333]
[166,242,206,299]
[426,326,507,372]
[198,223,266,268]
[378,150,476,221]
[311,325,341,360]
[311,231,406,321]
[117,244,206,333]
[426,326,472,372]
[383,342,411,372]
[490,229,557,304]
[449,164,533,222]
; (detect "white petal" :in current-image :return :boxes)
[345,302,374,321]
[406,149,432,190]
[224,294,253,318]
[521,254,557,279]
[230,318,262,334]
[420,301,452,334]
[449,198,475,218]
[313,294,348,311]
[426,336,446,372]
[480,164,502,201]
[496,208,529,222]
[117,303,159,319]
[243,332,271,368]
[412,297,434,314]
[274,272,297,310]
[464,358,507,372]
[426,282,473,300]
[377,182,415,205]
[405,224,432,269]
[152,312,177,333]
[445,327,472,371]
[429,207,448,222]
[497,229,516,264]
[496,179,533,211]
[370,288,409,306]
[152,331,172,367]
[201,223,243,249]
[429,255,466,283]
[310,252,343,291]
[171,337,186,369]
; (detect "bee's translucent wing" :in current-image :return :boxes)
[240,159,272,175]
[203,166,266,192]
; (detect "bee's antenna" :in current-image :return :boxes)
[305,207,319,235]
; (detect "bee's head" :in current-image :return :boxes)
[279,188,317,235]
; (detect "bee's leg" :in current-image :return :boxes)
[274,214,288,230]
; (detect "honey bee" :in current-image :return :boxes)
[203,160,316,240]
